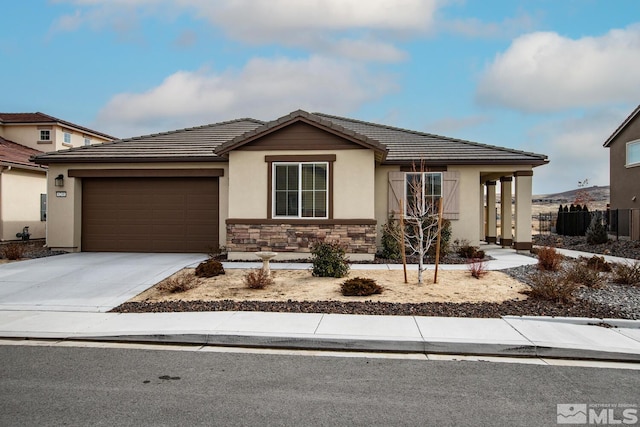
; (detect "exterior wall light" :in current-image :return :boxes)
[54,174,64,187]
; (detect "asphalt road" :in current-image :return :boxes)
[1,344,638,426]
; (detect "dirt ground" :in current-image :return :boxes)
[132,268,529,304]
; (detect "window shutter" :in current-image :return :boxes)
[388,171,405,219]
[442,171,460,220]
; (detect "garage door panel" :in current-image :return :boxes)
[82,177,218,253]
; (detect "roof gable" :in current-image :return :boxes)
[214,110,388,161]
[603,105,640,147]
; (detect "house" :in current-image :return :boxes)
[0,112,116,241]
[603,104,640,240]
[32,110,548,259]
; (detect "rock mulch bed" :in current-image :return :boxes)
[533,234,640,260]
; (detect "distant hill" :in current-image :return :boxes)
[533,185,610,204]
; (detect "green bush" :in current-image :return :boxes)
[380,218,401,260]
[457,244,484,260]
[244,269,274,289]
[341,277,383,296]
[428,218,452,258]
[195,259,225,278]
[310,241,350,278]
[586,212,608,244]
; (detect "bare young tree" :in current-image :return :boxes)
[389,168,442,284]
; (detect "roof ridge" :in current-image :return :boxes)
[314,112,548,160]
[120,118,265,142]
[0,111,117,140]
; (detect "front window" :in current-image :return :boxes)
[405,172,442,215]
[273,162,328,218]
[40,130,50,141]
[627,140,640,167]
[84,137,91,146]
[63,132,71,144]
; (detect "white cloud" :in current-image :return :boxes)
[50,0,439,62]
[528,109,629,194]
[477,25,640,112]
[95,56,395,137]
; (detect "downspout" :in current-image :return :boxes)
[0,166,4,241]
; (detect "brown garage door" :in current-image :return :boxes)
[82,177,218,252]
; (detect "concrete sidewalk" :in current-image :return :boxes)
[0,244,639,363]
[0,310,639,362]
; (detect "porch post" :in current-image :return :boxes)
[485,181,497,243]
[513,170,533,251]
[500,176,512,247]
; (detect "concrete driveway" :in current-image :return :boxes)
[0,253,207,312]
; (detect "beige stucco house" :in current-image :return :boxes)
[33,110,548,259]
[0,112,115,241]
[603,104,640,239]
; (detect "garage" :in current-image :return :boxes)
[81,177,218,253]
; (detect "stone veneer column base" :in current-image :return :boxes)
[485,236,497,244]
[513,241,532,251]
[500,239,513,248]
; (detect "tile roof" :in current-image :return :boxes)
[32,118,265,164]
[32,110,548,166]
[0,112,117,140]
[603,104,640,147]
[314,113,548,166]
[0,136,46,170]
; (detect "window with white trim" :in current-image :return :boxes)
[84,137,91,146]
[40,130,51,141]
[404,172,442,215]
[627,140,640,167]
[63,132,71,144]
[273,162,328,218]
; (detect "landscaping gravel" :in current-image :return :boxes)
[534,234,640,260]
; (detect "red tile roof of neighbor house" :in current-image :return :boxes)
[603,104,640,147]
[0,112,117,140]
[0,136,46,170]
[32,110,548,166]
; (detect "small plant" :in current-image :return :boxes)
[1,243,24,260]
[584,255,611,272]
[586,212,609,245]
[524,271,579,304]
[612,261,640,285]
[244,269,274,289]
[536,246,562,272]
[310,241,350,278]
[195,259,225,278]
[428,218,452,258]
[157,271,200,293]
[207,245,227,260]
[563,261,605,288]
[341,277,383,296]
[467,258,488,279]
[457,244,484,260]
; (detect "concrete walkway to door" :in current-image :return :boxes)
[0,253,207,312]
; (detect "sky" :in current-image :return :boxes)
[1,0,639,195]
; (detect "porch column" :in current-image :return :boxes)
[513,170,533,251]
[500,176,513,247]
[485,181,497,243]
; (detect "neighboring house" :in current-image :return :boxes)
[0,112,116,241]
[603,104,640,240]
[32,110,548,259]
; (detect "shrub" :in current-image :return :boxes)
[380,218,401,260]
[195,259,225,278]
[584,255,611,272]
[457,244,484,260]
[310,241,350,278]
[157,271,200,293]
[536,246,562,272]
[244,269,274,289]
[524,271,579,304]
[1,243,24,260]
[563,261,605,288]
[586,212,609,244]
[207,245,227,260]
[341,277,383,296]
[428,219,452,258]
[612,261,640,285]
[467,258,488,279]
